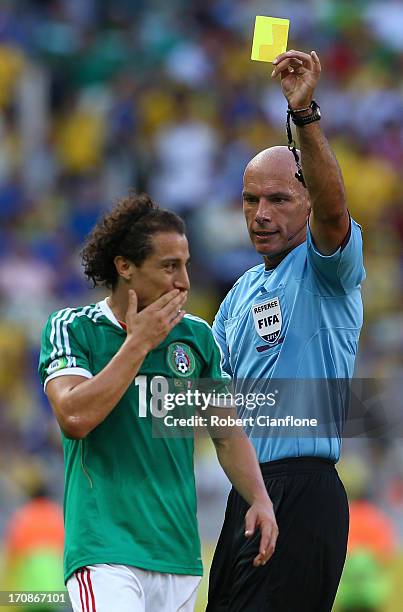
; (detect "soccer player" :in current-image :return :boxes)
[38,193,278,612]
[207,51,365,611]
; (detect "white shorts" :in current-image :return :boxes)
[66,564,201,612]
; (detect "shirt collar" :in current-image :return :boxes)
[97,297,121,328]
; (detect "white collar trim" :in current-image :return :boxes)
[98,297,121,328]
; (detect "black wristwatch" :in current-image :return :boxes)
[288,100,321,127]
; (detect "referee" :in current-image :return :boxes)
[207,50,365,611]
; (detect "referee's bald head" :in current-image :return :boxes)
[242,145,311,260]
[244,146,306,196]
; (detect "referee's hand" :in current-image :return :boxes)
[245,500,279,567]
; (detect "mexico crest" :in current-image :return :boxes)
[252,297,282,344]
[167,343,196,377]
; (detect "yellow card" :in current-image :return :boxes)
[251,16,289,63]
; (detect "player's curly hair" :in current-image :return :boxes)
[81,192,185,289]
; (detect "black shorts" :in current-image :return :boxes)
[207,457,349,612]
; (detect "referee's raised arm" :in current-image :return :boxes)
[272,49,350,255]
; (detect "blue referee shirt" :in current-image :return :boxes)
[212,220,365,462]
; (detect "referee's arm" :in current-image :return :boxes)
[208,409,278,566]
[273,49,350,254]
[298,111,350,255]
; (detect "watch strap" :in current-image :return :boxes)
[288,100,321,127]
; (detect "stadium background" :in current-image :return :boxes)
[0,0,403,609]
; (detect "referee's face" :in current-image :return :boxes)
[243,149,310,264]
[129,232,190,310]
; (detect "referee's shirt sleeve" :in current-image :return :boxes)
[306,217,366,294]
[212,298,232,377]
[38,311,93,392]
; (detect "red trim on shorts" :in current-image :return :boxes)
[82,569,90,612]
[76,570,86,612]
[86,568,97,611]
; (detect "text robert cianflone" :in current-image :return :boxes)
[163,415,318,428]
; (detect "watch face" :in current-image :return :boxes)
[312,101,321,117]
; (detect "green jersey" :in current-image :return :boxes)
[38,298,227,582]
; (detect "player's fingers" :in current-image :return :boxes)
[168,308,186,329]
[152,289,181,310]
[160,291,188,317]
[127,289,138,315]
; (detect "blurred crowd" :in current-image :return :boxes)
[0,0,403,607]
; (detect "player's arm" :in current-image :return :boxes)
[272,49,349,254]
[46,289,186,440]
[208,409,278,566]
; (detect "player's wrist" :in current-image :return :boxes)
[124,333,151,359]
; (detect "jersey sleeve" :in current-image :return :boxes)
[306,217,365,294]
[202,329,231,382]
[197,321,231,409]
[212,298,232,377]
[38,309,93,391]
